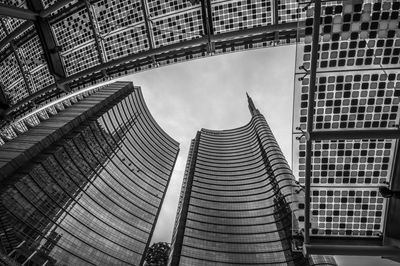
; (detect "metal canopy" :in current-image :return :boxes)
[26,0,67,83]
[0,3,38,21]
[0,0,300,125]
[293,0,400,259]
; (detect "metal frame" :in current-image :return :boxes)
[0,19,32,95]
[304,0,321,245]
[201,0,215,54]
[304,244,400,256]
[5,21,297,116]
[141,0,155,51]
[301,0,400,258]
[0,3,38,21]
[26,0,67,86]
[310,129,400,141]
[39,0,77,18]
[0,0,301,120]
[0,21,33,53]
[84,0,105,65]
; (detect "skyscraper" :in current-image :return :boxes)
[0,81,179,265]
[169,95,336,265]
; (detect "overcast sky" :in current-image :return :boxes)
[124,46,399,266]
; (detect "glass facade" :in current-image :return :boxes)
[0,82,179,265]
[170,97,336,265]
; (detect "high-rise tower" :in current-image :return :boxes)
[169,95,336,265]
[0,82,179,265]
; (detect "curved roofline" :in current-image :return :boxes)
[0,0,300,122]
[200,113,266,134]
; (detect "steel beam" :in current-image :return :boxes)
[273,0,279,25]
[310,129,400,141]
[6,22,298,115]
[141,0,155,50]
[84,0,105,65]
[309,236,382,246]
[60,22,297,84]
[304,0,321,245]
[39,0,77,18]
[10,42,33,95]
[0,3,38,21]
[26,0,67,82]
[384,136,400,247]
[304,244,400,256]
[200,0,214,53]
[0,19,32,95]
[0,21,33,52]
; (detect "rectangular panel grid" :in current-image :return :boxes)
[28,65,55,92]
[93,0,144,36]
[3,17,25,33]
[292,0,400,241]
[0,53,22,88]
[277,0,340,24]
[62,43,100,76]
[2,0,26,7]
[0,24,6,42]
[310,188,385,237]
[5,79,29,105]
[300,1,400,71]
[297,138,395,186]
[41,0,58,8]
[277,0,302,24]
[41,0,79,14]
[103,25,149,61]
[294,71,400,131]
[52,8,93,52]
[211,0,273,34]
[147,0,193,18]
[18,36,45,73]
[293,0,400,132]
[151,8,203,48]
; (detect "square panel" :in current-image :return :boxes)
[212,0,273,34]
[61,43,100,76]
[151,8,203,47]
[310,188,385,237]
[294,71,400,131]
[296,138,395,186]
[103,25,149,61]
[52,8,93,52]
[93,0,144,35]
[292,0,400,242]
[147,0,193,18]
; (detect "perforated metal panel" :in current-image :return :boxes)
[0,0,301,123]
[293,0,400,239]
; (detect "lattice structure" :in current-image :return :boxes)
[0,0,302,122]
[211,0,273,34]
[293,0,400,241]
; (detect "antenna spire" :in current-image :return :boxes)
[246,92,259,116]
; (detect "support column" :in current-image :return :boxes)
[304,0,321,245]
[26,0,68,91]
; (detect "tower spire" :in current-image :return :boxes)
[246,92,259,116]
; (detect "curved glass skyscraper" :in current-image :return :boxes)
[170,95,336,265]
[0,82,179,265]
